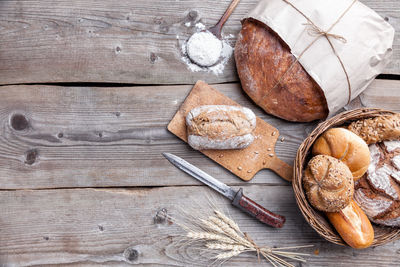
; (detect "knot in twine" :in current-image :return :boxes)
[303,22,347,44]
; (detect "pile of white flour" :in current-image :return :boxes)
[179,22,233,75]
[186,31,223,67]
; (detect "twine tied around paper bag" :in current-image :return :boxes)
[303,23,347,44]
[265,0,357,104]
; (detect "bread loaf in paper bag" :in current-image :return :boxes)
[235,0,395,122]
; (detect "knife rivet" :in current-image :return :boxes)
[237,166,242,170]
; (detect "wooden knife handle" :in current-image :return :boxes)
[232,188,286,228]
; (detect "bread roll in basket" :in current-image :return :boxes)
[293,108,400,247]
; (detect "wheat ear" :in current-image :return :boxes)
[214,210,242,234]
[199,218,226,236]
[208,216,251,246]
[186,232,237,245]
[205,242,247,251]
[214,250,242,260]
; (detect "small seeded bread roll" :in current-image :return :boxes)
[348,114,400,144]
[312,128,370,180]
[186,105,256,150]
[303,155,354,212]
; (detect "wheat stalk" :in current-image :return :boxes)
[186,231,237,245]
[177,209,313,266]
[214,250,243,260]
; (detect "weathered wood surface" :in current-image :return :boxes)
[0,0,399,85]
[0,80,398,190]
[1,186,399,266]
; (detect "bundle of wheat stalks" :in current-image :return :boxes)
[175,209,312,266]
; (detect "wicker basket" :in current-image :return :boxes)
[293,108,400,247]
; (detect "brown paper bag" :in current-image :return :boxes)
[246,0,395,116]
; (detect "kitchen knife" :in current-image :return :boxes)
[162,152,286,228]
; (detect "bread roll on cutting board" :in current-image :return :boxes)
[326,200,374,249]
[167,81,293,182]
[186,105,256,150]
[312,128,370,180]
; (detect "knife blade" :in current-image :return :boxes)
[162,152,285,228]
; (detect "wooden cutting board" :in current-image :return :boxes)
[167,80,293,182]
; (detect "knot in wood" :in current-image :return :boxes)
[188,10,198,21]
[124,247,139,262]
[154,208,168,224]
[150,52,158,64]
[11,114,29,131]
[25,149,38,165]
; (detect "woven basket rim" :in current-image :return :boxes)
[293,108,400,247]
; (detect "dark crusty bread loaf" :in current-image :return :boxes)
[354,141,400,227]
[186,105,256,150]
[235,18,328,122]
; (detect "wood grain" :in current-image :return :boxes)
[0,0,399,85]
[0,80,398,190]
[1,186,399,266]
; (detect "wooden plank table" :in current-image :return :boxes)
[0,0,399,266]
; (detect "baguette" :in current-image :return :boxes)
[326,200,374,249]
[186,105,256,150]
